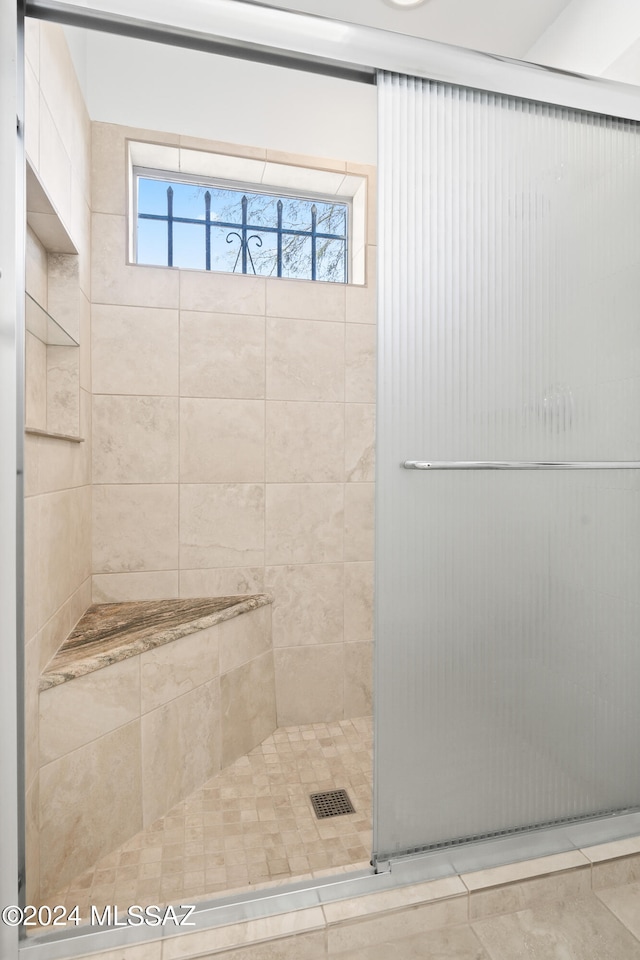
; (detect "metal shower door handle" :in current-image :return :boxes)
[403,460,640,470]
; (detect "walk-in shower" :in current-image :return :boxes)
[5,3,640,959]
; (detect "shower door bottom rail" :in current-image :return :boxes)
[403,460,640,470]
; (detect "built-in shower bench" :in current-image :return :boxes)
[37,595,276,896]
[40,595,272,690]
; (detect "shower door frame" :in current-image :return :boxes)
[6,2,640,958]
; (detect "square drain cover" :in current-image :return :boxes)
[310,789,355,819]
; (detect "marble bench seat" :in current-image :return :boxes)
[40,595,272,690]
[37,594,275,896]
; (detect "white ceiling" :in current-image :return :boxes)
[245,0,640,82]
[246,0,574,60]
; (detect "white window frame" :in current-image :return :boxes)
[127,140,367,284]
[133,166,353,282]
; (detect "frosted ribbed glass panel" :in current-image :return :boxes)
[374,73,640,861]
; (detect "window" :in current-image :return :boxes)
[128,141,368,285]
[136,173,349,283]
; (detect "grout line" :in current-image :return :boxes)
[592,888,640,944]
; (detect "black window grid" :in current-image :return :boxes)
[135,171,350,282]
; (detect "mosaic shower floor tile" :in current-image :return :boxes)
[43,717,373,921]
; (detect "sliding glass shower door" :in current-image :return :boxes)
[374,73,640,862]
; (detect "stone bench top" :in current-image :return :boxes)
[40,595,272,692]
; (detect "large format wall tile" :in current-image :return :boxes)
[141,679,221,826]
[140,625,220,714]
[69,483,92,591]
[24,435,40,499]
[345,323,376,403]
[25,232,47,327]
[73,197,92,297]
[92,122,180,216]
[91,305,179,396]
[180,312,265,399]
[217,605,271,675]
[180,398,265,483]
[39,656,140,764]
[25,332,47,430]
[92,570,179,603]
[344,640,373,719]
[39,23,90,204]
[39,721,143,894]
[266,401,344,483]
[179,269,265,315]
[37,489,75,629]
[265,276,345,322]
[93,484,179,573]
[344,484,374,562]
[274,644,345,725]
[344,561,374,643]
[91,122,128,216]
[92,213,180,308]
[220,651,276,767]
[345,403,375,482]
[180,484,265,569]
[265,563,344,647]
[93,395,179,484]
[78,293,91,392]
[38,579,91,674]
[28,429,87,497]
[266,483,343,565]
[266,318,345,401]
[85,126,377,746]
[179,566,265,598]
[46,343,80,437]
[48,252,81,341]
[38,97,71,234]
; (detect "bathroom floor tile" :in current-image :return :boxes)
[596,880,640,940]
[329,924,491,959]
[42,717,372,923]
[472,894,640,959]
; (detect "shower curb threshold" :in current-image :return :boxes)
[19,814,640,960]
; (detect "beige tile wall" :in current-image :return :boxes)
[38,606,275,895]
[91,123,376,727]
[24,22,92,906]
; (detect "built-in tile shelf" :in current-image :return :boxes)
[25,427,84,443]
[25,292,79,347]
[26,162,77,255]
[40,594,272,690]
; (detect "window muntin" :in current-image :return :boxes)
[135,172,349,282]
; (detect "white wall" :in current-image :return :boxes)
[525,0,640,77]
[64,27,377,163]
